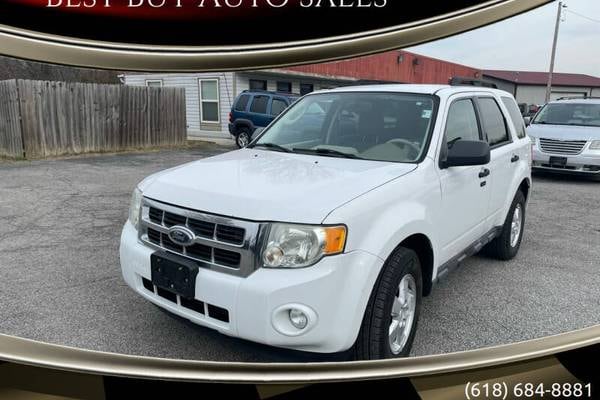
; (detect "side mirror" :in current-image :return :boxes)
[524,117,531,126]
[442,140,490,168]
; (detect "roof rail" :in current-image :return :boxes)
[449,77,498,89]
[556,95,600,101]
[241,89,300,96]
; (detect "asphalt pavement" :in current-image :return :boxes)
[1,143,599,362]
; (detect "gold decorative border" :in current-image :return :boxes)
[0,0,549,71]
[0,325,598,383]
[2,0,592,386]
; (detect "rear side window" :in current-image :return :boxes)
[445,99,480,144]
[250,95,269,114]
[271,98,288,116]
[234,94,250,111]
[478,97,509,146]
[501,96,527,139]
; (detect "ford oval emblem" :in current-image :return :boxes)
[167,226,195,247]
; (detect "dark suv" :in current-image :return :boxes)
[229,90,299,148]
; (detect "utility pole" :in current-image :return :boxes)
[545,1,567,103]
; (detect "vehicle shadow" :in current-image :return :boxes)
[532,170,600,184]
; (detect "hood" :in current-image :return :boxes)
[140,149,417,223]
[527,123,600,141]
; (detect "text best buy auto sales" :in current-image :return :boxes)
[47,0,387,8]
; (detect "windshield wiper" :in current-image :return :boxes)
[292,148,362,159]
[250,142,292,153]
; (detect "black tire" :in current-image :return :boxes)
[235,127,251,148]
[484,190,526,260]
[353,247,422,360]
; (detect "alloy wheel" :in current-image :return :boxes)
[388,274,417,355]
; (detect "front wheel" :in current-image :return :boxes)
[484,190,526,260]
[353,247,422,360]
[235,128,251,148]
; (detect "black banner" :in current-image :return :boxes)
[0,0,486,45]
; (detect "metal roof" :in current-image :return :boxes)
[551,97,600,104]
[483,70,600,88]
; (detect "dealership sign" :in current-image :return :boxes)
[0,0,550,70]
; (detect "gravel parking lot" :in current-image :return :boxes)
[1,143,599,362]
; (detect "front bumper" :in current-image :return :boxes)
[532,146,600,175]
[119,221,383,353]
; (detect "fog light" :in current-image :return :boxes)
[289,309,308,330]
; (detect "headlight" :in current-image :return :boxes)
[262,223,347,268]
[590,140,600,150]
[128,187,143,230]
[529,136,537,146]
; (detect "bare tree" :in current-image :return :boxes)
[0,55,121,84]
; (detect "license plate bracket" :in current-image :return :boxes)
[549,156,568,167]
[151,252,199,299]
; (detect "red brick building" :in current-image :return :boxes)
[282,50,482,85]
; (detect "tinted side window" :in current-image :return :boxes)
[478,98,509,146]
[250,96,269,114]
[445,99,480,144]
[234,94,250,111]
[501,96,526,139]
[271,98,287,116]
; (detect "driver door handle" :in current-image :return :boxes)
[479,168,490,178]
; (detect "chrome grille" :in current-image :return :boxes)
[539,138,587,155]
[139,198,262,277]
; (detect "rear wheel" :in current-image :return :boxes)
[235,128,251,148]
[353,247,422,360]
[484,190,526,260]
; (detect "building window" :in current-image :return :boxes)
[300,83,314,95]
[199,79,220,123]
[276,81,292,93]
[249,79,267,91]
[145,80,163,87]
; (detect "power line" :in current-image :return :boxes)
[566,9,600,24]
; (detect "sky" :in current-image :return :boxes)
[408,0,600,77]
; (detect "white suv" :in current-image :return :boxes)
[120,85,531,359]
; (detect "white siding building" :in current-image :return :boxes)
[483,70,600,106]
[121,70,356,141]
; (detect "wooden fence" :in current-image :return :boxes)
[0,79,186,159]
[0,80,23,158]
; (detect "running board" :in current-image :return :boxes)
[434,226,503,284]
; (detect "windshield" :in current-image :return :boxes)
[533,102,600,127]
[251,92,437,163]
